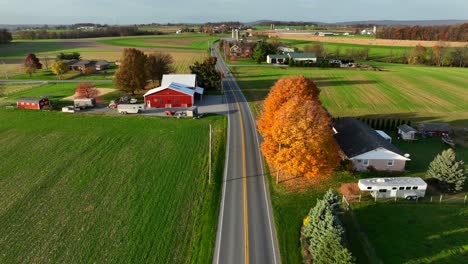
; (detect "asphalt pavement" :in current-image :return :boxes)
[212,44,281,264]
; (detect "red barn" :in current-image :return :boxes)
[17,98,50,110]
[144,74,204,108]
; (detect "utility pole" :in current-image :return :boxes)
[209,124,212,184]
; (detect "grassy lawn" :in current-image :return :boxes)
[269,172,358,264]
[0,82,116,106]
[0,110,226,263]
[8,69,81,80]
[231,64,468,126]
[352,203,468,264]
[97,34,218,50]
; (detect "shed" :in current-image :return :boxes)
[398,124,418,140]
[17,97,50,110]
[266,54,288,64]
[418,123,451,136]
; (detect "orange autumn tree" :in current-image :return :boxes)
[257,76,340,180]
[257,76,320,142]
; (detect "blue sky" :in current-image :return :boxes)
[0,0,466,24]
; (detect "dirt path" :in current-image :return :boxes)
[268,32,468,47]
[62,88,116,101]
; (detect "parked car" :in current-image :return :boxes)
[117,104,144,114]
[62,106,81,113]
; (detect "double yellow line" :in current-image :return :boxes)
[229,81,250,264]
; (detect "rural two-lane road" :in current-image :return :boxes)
[211,43,281,264]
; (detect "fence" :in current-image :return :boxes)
[343,193,467,205]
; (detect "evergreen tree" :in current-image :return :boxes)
[252,42,275,64]
[314,227,354,264]
[427,149,466,192]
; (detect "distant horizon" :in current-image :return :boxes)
[0,0,467,25]
[1,19,467,27]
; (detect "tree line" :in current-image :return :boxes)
[0,29,12,43]
[376,23,468,42]
[302,190,354,263]
[15,26,158,40]
[114,48,221,94]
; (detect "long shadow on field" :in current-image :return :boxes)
[316,80,378,87]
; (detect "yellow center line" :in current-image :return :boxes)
[230,84,250,264]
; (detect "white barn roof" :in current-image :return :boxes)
[161,74,196,88]
[144,82,195,97]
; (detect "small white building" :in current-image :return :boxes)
[358,177,427,199]
[398,124,418,140]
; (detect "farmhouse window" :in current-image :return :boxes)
[357,159,362,163]
[20,102,24,105]
[174,100,179,105]
[387,160,394,166]
[392,187,397,190]
[363,159,369,166]
[367,187,372,190]
[406,187,411,190]
[399,187,404,190]
[378,189,387,193]
[412,186,418,190]
[159,100,163,104]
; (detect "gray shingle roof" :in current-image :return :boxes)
[334,118,405,158]
[288,52,317,59]
[418,123,450,132]
[398,124,417,133]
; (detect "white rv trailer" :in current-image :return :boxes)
[358,177,427,200]
[117,104,144,114]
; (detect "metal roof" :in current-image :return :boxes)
[144,82,196,97]
[359,177,427,188]
[268,54,288,59]
[288,52,317,59]
[418,123,450,132]
[334,118,405,158]
[17,97,46,103]
[161,74,196,88]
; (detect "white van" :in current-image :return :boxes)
[117,104,144,114]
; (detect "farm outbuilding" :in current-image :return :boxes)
[144,74,204,108]
[418,123,451,136]
[398,124,418,140]
[266,54,288,64]
[17,98,50,110]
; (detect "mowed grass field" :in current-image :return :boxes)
[231,63,468,126]
[97,34,217,50]
[353,203,468,264]
[0,110,226,263]
[276,39,411,61]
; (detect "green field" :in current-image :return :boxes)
[97,34,217,50]
[276,39,411,62]
[353,203,468,264]
[231,63,468,126]
[0,110,226,263]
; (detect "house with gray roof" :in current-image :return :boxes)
[334,118,410,172]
